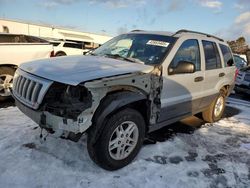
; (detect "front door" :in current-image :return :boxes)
[159,39,204,122]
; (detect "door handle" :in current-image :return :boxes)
[219,73,225,77]
[194,76,204,82]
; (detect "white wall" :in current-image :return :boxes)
[0,19,112,44]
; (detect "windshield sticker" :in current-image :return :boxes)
[146,40,170,47]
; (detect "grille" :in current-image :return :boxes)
[12,69,53,109]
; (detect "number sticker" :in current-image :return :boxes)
[146,40,170,47]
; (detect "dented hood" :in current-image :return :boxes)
[19,55,154,85]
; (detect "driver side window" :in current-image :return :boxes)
[170,39,201,71]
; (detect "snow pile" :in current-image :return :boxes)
[0,100,250,188]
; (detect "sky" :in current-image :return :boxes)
[0,0,250,43]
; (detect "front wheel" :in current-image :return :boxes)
[0,67,15,101]
[87,108,145,170]
[202,89,226,123]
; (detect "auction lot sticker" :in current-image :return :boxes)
[146,40,170,47]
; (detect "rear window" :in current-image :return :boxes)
[219,44,234,66]
[202,40,222,70]
[234,55,247,69]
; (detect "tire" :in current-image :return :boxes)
[87,108,145,170]
[0,67,15,102]
[55,52,66,56]
[202,88,226,123]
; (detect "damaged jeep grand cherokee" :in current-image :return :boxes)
[12,30,235,170]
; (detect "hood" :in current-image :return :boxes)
[20,55,154,85]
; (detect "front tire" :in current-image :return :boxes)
[202,89,226,123]
[0,67,15,101]
[87,108,145,170]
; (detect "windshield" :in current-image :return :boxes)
[92,33,176,65]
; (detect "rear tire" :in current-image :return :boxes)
[0,67,15,102]
[87,108,145,170]
[202,88,226,123]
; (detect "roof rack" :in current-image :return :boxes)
[173,29,224,42]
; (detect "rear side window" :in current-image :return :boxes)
[202,41,222,70]
[51,42,60,46]
[0,34,48,43]
[0,35,19,43]
[219,44,234,66]
[63,42,84,49]
[170,39,201,71]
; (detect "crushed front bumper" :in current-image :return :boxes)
[15,98,85,136]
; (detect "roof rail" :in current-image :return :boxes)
[130,30,144,32]
[173,29,224,42]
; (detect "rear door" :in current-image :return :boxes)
[199,40,224,108]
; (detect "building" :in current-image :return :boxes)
[0,18,112,48]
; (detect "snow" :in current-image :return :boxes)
[0,98,250,188]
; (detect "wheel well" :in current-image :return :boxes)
[93,91,150,125]
[96,99,149,133]
[0,64,17,70]
[89,91,150,144]
[55,51,67,56]
[125,100,149,125]
[221,85,230,96]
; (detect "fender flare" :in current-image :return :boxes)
[89,91,147,144]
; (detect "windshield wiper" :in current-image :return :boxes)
[104,54,144,64]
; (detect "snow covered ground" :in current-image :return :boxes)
[0,98,250,188]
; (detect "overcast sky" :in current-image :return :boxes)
[0,0,250,43]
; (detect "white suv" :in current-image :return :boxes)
[51,41,89,56]
[12,30,235,170]
[0,34,53,101]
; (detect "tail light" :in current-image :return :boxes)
[234,68,239,81]
[50,50,55,57]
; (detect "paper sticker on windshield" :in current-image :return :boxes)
[146,40,170,47]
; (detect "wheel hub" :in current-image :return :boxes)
[108,121,139,160]
[0,74,13,97]
[214,96,224,117]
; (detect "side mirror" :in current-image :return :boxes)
[168,61,195,75]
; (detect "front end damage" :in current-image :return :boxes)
[13,66,163,141]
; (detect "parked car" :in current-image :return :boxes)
[51,40,89,56]
[0,33,54,101]
[12,29,235,170]
[234,64,250,95]
[233,54,247,69]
